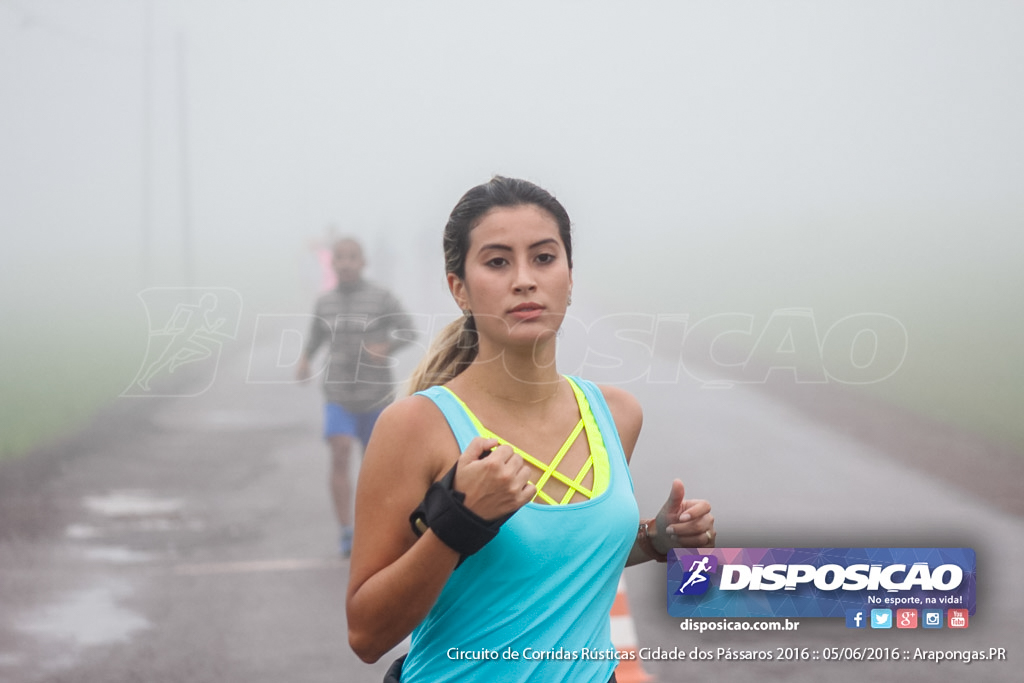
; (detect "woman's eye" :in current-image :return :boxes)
[486,257,508,268]
[536,253,556,264]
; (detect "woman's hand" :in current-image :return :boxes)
[452,437,536,521]
[652,479,716,552]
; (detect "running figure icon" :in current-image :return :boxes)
[124,288,242,397]
[136,293,230,390]
[678,556,713,594]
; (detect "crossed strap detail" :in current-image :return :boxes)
[439,377,610,505]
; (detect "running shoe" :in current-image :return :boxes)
[340,526,354,558]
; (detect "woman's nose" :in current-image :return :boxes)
[512,264,537,293]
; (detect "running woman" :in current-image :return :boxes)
[346,177,716,682]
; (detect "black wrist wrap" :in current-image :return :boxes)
[409,462,509,565]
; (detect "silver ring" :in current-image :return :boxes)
[705,530,713,546]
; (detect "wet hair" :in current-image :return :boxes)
[408,176,572,393]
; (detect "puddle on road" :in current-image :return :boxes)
[83,491,183,518]
[17,580,150,648]
[133,517,204,532]
[69,518,205,537]
[196,409,298,430]
[152,407,305,432]
[81,546,156,564]
[65,524,102,539]
[0,652,23,667]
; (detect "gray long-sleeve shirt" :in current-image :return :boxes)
[304,279,418,412]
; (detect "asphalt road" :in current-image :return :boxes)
[1,314,1021,682]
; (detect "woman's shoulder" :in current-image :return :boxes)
[594,384,642,424]
[565,377,642,425]
[376,392,449,436]
[367,393,459,480]
[589,383,643,459]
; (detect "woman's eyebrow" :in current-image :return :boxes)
[478,243,512,252]
[478,238,558,252]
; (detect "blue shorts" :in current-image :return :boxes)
[323,403,383,446]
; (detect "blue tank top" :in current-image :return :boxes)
[402,376,639,683]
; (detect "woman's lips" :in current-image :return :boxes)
[509,303,545,321]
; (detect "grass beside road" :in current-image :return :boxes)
[0,314,145,461]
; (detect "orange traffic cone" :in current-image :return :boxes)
[611,576,654,683]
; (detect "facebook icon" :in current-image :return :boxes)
[846,609,867,629]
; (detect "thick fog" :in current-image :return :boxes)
[2,1,1022,449]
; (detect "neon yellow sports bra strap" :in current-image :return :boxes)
[438,390,565,502]
[438,377,610,505]
[567,377,610,501]
[531,418,585,501]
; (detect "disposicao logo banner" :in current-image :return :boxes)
[667,548,976,618]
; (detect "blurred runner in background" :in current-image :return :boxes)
[297,237,417,556]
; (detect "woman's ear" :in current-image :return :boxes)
[447,273,469,313]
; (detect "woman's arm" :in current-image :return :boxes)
[345,397,459,662]
[345,396,534,663]
[600,386,716,567]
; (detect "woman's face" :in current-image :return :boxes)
[449,204,572,352]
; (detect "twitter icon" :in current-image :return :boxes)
[870,609,892,629]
